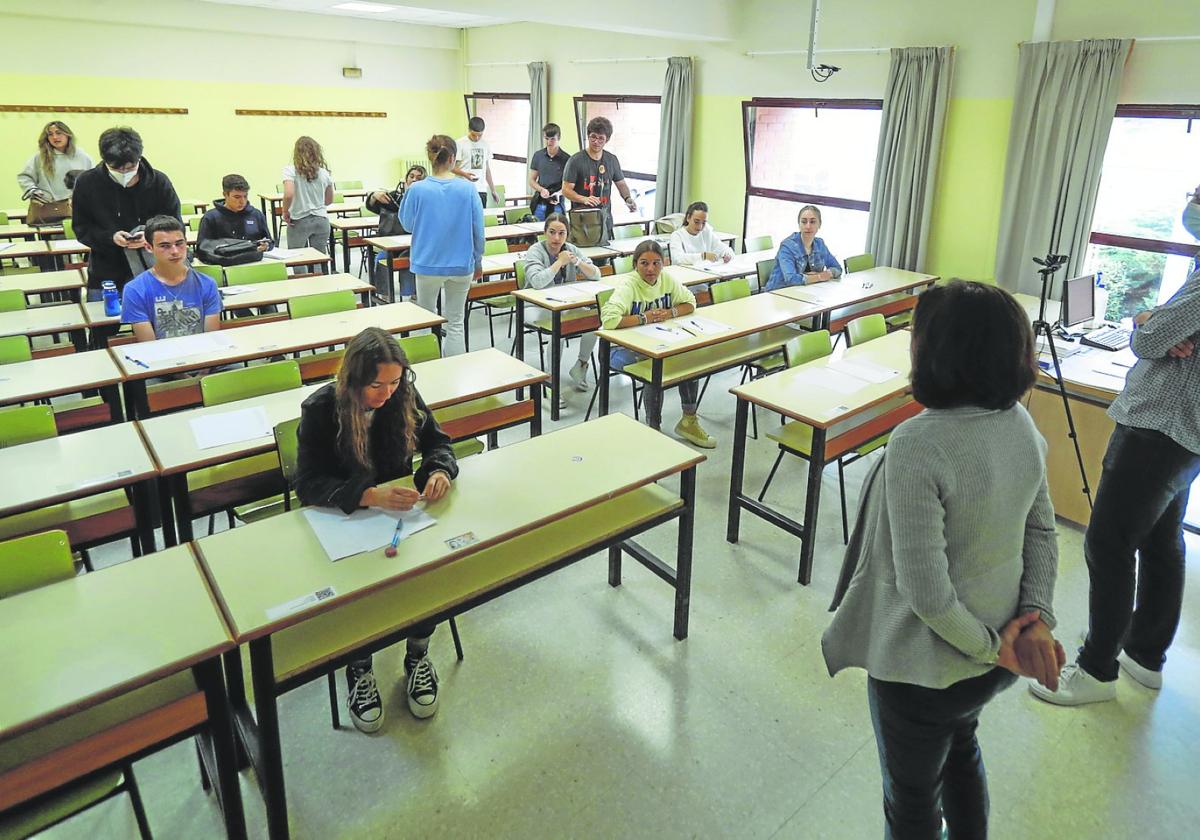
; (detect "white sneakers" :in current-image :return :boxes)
[1029,664,1116,706]
[1118,652,1163,690]
[568,360,591,392]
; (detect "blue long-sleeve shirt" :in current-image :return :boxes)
[764,233,842,291]
[398,175,484,276]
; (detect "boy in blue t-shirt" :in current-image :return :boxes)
[122,214,221,341]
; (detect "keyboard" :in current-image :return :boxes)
[1081,325,1132,351]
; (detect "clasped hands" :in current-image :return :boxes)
[996,610,1066,690]
[363,471,451,511]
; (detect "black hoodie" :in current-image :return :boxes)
[196,200,274,252]
[71,157,181,288]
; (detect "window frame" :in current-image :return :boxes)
[572,94,662,182]
[463,91,532,167]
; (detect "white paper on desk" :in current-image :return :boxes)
[790,367,865,395]
[190,406,272,449]
[1110,347,1137,368]
[568,280,609,296]
[303,505,437,562]
[263,247,304,260]
[680,316,731,336]
[0,242,19,254]
[828,358,900,384]
[123,331,234,365]
[630,324,691,343]
[219,285,254,296]
[693,259,725,272]
[543,287,590,303]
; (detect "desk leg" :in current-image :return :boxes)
[798,429,827,585]
[158,478,178,548]
[194,658,248,840]
[674,465,696,640]
[249,638,290,840]
[341,229,351,277]
[727,398,749,544]
[550,310,562,422]
[101,383,124,424]
[514,298,526,361]
[530,382,543,436]
[599,337,611,416]
[69,328,86,353]
[650,359,664,430]
[131,479,156,555]
[173,473,195,543]
[327,228,337,272]
[122,380,149,420]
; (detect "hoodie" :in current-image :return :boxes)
[196,200,273,251]
[398,175,484,276]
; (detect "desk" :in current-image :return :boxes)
[0,268,85,303]
[361,234,410,303]
[257,192,365,240]
[198,247,331,276]
[0,348,123,423]
[0,545,246,838]
[693,249,777,283]
[769,266,937,331]
[0,239,50,262]
[219,272,373,316]
[727,329,919,584]
[605,230,737,258]
[329,215,379,273]
[0,301,89,351]
[196,413,701,839]
[0,223,64,240]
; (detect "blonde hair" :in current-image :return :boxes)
[334,328,420,469]
[292,136,329,181]
[425,134,457,171]
[37,121,77,178]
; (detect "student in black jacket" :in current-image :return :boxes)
[296,327,458,732]
[196,173,273,252]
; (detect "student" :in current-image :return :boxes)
[366,165,427,301]
[822,280,1063,839]
[295,327,456,731]
[17,120,93,205]
[400,135,485,357]
[524,213,602,395]
[282,136,333,273]
[528,123,570,220]
[599,240,715,448]
[121,215,221,341]
[452,116,497,207]
[196,174,272,252]
[668,201,734,266]
[764,205,842,291]
[366,164,427,220]
[562,116,639,244]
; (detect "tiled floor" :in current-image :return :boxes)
[35,300,1200,839]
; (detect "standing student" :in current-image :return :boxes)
[295,327,457,731]
[562,116,639,244]
[822,280,1064,839]
[599,240,716,448]
[452,116,497,207]
[196,174,272,252]
[282,136,333,274]
[16,120,93,205]
[668,201,734,266]
[764,205,842,291]
[528,123,570,221]
[400,135,485,357]
[122,215,221,341]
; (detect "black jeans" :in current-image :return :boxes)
[350,621,437,674]
[868,668,1017,840]
[1078,424,1200,681]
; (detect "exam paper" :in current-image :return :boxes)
[680,316,732,336]
[190,406,272,450]
[263,247,305,260]
[828,358,900,384]
[791,367,865,395]
[630,324,691,343]
[219,285,254,296]
[122,331,234,365]
[303,505,437,562]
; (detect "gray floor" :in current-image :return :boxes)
[37,296,1200,839]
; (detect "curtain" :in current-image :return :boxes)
[865,46,953,272]
[527,62,548,166]
[654,56,693,219]
[994,39,1131,294]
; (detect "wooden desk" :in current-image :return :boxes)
[0,268,85,303]
[0,239,50,261]
[769,266,937,331]
[196,413,701,839]
[0,301,89,351]
[219,272,373,315]
[692,248,777,283]
[3,208,28,223]
[361,235,411,303]
[329,215,379,273]
[0,223,63,240]
[257,192,366,240]
[0,348,124,424]
[605,230,737,258]
[728,329,919,584]
[197,247,331,276]
[0,545,246,838]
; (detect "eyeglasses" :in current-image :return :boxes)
[587,133,607,141]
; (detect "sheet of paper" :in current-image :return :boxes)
[680,316,732,336]
[543,287,590,304]
[693,259,725,272]
[263,247,305,260]
[220,285,254,296]
[122,331,234,365]
[568,280,609,296]
[0,242,20,254]
[829,358,900,384]
[189,406,272,450]
[790,367,865,395]
[302,505,437,562]
[630,324,691,344]
[1110,347,1137,368]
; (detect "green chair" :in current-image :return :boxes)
[335,180,363,191]
[844,253,875,273]
[697,278,777,432]
[846,313,887,347]
[201,359,302,406]
[0,211,8,225]
[612,255,633,275]
[584,288,642,422]
[287,290,357,320]
[0,529,73,598]
[0,335,32,364]
[226,260,287,285]
[483,238,508,257]
[398,333,441,364]
[477,258,521,349]
[0,288,27,312]
[486,185,507,208]
[504,206,534,224]
[483,213,500,228]
[613,225,642,240]
[710,277,751,305]
[229,415,301,526]
[188,216,202,231]
[755,258,776,292]
[193,264,224,287]
[61,218,74,239]
[180,202,197,216]
[331,193,345,204]
[0,404,56,448]
[744,234,773,253]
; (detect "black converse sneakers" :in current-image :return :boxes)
[345,662,384,733]
[404,654,440,719]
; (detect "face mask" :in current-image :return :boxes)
[106,166,137,187]
[1183,201,1200,240]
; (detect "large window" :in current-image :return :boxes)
[573,95,661,215]
[464,92,531,198]
[742,98,882,260]
[1084,105,1200,321]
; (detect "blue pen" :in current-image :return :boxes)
[384,518,404,557]
[124,355,150,370]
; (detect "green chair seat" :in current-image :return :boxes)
[481,294,515,310]
[0,489,130,542]
[752,351,786,374]
[431,395,509,426]
[0,768,124,840]
[233,494,288,525]
[886,311,913,328]
[450,438,485,459]
[766,421,815,456]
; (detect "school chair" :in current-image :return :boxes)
[188,216,202,231]
[584,288,642,422]
[504,205,534,224]
[846,313,887,347]
[844,253,874,273]
[180,203,196,216]
[513,261,599,375]
[193,263,224,287]
[335,180,363,191]
[0,211,8,225]
[486,185,507,208]
[61,218,74,239]
[483,213,500,228]
[287,289,357,320]
[613,225,642,240]
[475,256,520,349]
[744,234,773,253]
[0,334,33,364]
[754,258,776,293]
[611,255,633,275]
[0,288,26,312]
[225,260,288,285]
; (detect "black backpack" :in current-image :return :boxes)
[196,237,262,267]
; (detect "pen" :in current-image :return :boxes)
[384,518,405,558]
[124,355,150,370]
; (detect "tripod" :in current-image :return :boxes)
[1032,253,1093,510]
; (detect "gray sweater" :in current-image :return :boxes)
[822,404,1059,689]
[17,149,94,202]
[522,240,597,289]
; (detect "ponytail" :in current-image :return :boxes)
[425,134,457,170]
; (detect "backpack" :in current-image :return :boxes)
[196,237,263,267]
[567,208,605,247]
[368,183,409,238]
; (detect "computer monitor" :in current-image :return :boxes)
[1060,274,1095,328]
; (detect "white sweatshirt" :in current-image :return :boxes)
[668,223,734,266]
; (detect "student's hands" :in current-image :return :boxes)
[367,485,421,511]
[996,611,1042,678]
[113,230,145,249]
[539,187,551,199]
[624,196,638,212]
[643,308,672,324]
[580,195,601,208]
[465,172,479,182]
[1168,338,1195,359]
[371,190,395,206]
[30,190,51,205]
[1134,310,1153,326]
[424,471,452,502]
[257,239,271,252]
[1012,613,1067,691]
[804,271,832,284]
[722,252,733,263]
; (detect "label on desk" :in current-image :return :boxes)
[265,586,339,621]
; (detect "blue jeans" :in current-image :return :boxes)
[1078,424,1200,680]
[610,346,698,429]
[532,197,566,221]
[869,668,1017,840]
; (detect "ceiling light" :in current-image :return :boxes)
[332,2,398,12]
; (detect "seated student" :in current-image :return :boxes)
[668,201,733,266]
[196,173,273,253]
[295,327,456,732]
[366,165,426,301]
[528,123,570,221]
[764,204,843,291]
[599,240,716,449]
[524,213,602,397]
[121,215,221,341]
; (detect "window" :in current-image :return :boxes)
[574,95,661,215]
[1084,105,1200,321]
[464,92,531,198]
[742,98,883,261]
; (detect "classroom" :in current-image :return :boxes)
[1,0,1198,837]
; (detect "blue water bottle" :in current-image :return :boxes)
[102,280,121,317]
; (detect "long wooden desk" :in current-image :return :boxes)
[0,544,246,838]
[364,228,536,304]
[0,347,124,426]
[605,230,737,258]
[0,268,85,303]
[693,248,777,282]
[219,272,373,315]
[0,222,65,240]
[196,246,332,276]
[769,266,938,331]
[329,215,379,273]
[0,301,89,351]
[258,191,366,240]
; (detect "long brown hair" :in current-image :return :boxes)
[425,134,456,172]
[292,136,329,181]
[334,328,420,469]
[37,120,77,177]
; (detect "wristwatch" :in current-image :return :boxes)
[638,313,647,326]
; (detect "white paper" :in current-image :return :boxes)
[693,259,725,272]
[829,358,900,384]
[543,287,590,303]
[189,406,272,449]
[0,242,19,254]
[263,247,305,260]
[790,367,866,395]
[680,316,732,336]
[302,505,437,562]
[568,280,609,296]
[122,331,234,365]
[1110,348,1137,368]
[630,324,691,344]
[220,285,254,296]
[50,239,85,252]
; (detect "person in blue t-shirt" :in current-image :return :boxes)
[765,204,843,291]
[122,214,221,341]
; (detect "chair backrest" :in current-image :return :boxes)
[0,404,57,447]
[756,258,776,288]
[357,205,372,217]
[483,213,500,228]
[188,216,202,231]
[287,289,357,320]
[0,335,32,365]
[0,530,74,599]
[844,253,875,274]
[483,238,508,257]
[181,203,197,216]
[0,289,27,312]
[200,359,302,407]
[331,193,345,205]
[274,417,301,487]
[846,313,887,347]
[783,329,833,368]
[613,226,641,241]
[335,180,363,190]
[397,333,440,364]
[596,287,616,312]
[61,218,74,239]
[193,263,225,287]
[710,277,751,305]
[744,234,773,253]
[612,255,633,275]
[0,211,8,225]
[225,260,288,284]
[515,259,528,289]
[505,206,533,224]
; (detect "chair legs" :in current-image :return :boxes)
[837,459,849,545]
[195,741,211,791]
[124,763,154,840]
[449,617,464,661]
[758,449,787,502]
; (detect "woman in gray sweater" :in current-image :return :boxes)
[17,120,93,204]
[822,280,1066,839]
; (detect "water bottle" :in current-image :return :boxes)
[102,280,121,317]
[1092,272,1108,328]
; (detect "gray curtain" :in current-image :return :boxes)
[865,46,952,272]
[654,57,693,218]
[527,62,548,166]
[994,39,1131,294]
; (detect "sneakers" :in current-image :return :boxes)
[674,414,717,449]
[1029,663,1117,706]
[404,654,440,719]
[346,664,385,733]
[1119,652,1163,690]
[568,360,591,392]
[544,387,567,411]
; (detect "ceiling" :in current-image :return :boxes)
[199,0,507,28]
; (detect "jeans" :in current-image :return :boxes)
[1078,424,1200,680]
[351,621,437,673]
[868,668,1017,840]
[415,273,472,357]
[286,214,331,275]
[532,197,566,221]
[610,346,698,430]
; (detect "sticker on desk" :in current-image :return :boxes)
[265,586,339,621]
[445,531,478,550]
[61,468,134,492]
